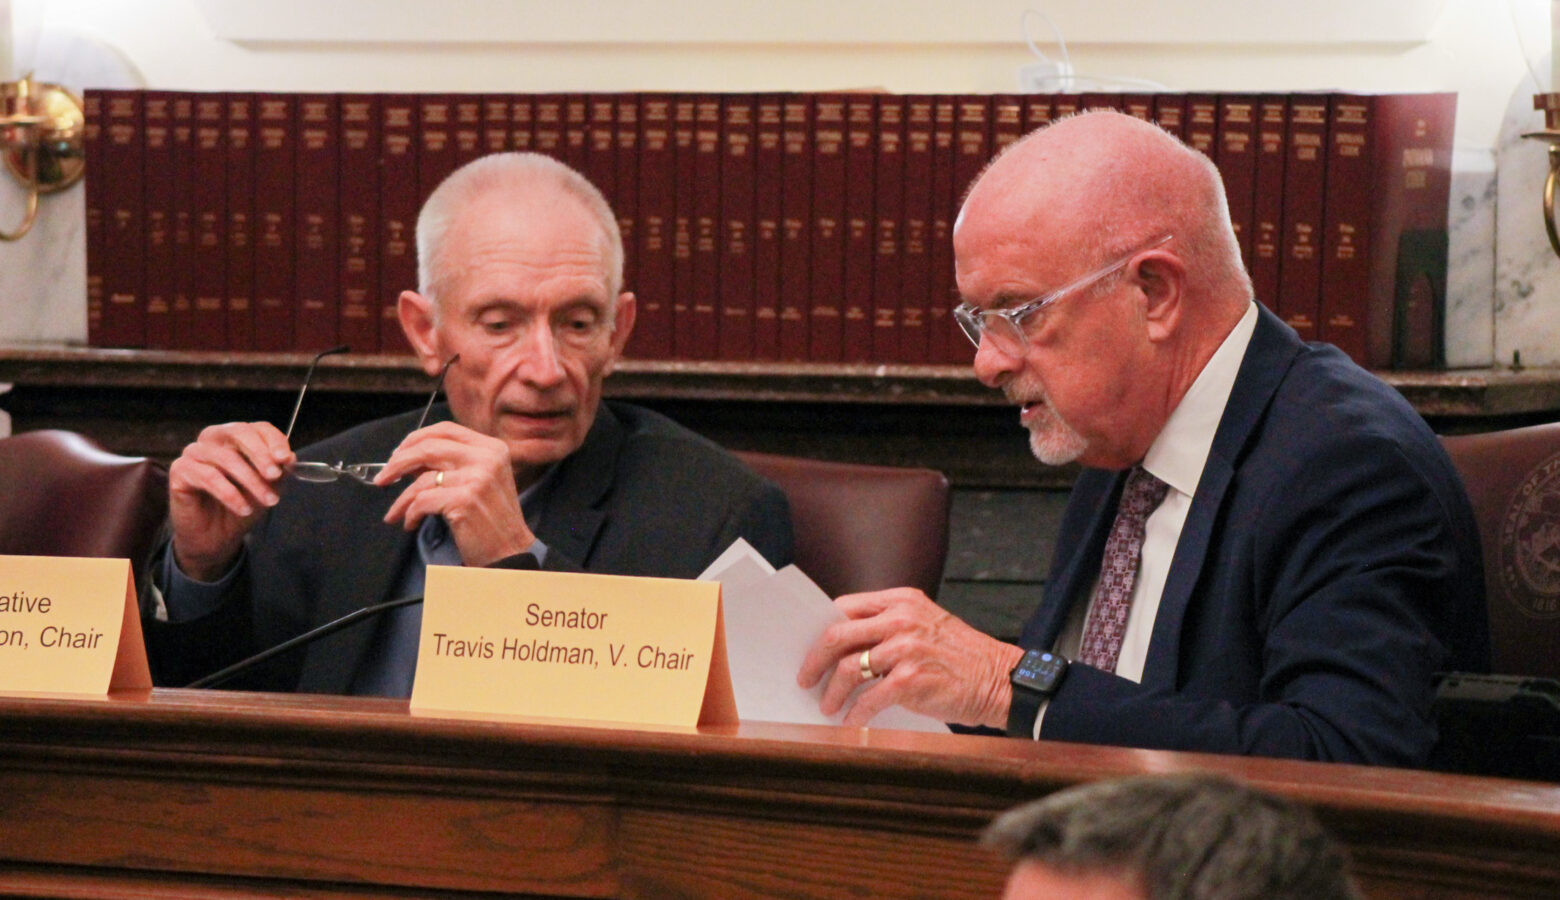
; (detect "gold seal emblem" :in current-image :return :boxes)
[1499,451,1560,618]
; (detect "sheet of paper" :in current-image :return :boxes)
[702,540,948,733]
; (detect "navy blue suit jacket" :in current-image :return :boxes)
[1020,305,1487,766]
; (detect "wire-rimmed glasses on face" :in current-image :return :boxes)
[289,352,460,485]
[953,234,1173,357]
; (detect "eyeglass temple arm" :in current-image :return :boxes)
[414,354,461,431]
[285,345,351,441]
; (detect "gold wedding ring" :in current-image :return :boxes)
[434,470,444,487]
[859,648,878,681]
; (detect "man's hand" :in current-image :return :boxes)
[375,421,537,568]
[797,587,1026,729]
[167,421,294,582]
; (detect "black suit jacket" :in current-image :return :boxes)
[146,401,794,692]
[1019,305,1487,767]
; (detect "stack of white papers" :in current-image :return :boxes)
[699,540,949,733]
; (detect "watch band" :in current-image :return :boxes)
[1005,649,1069,738]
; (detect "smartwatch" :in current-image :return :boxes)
[1006,649,1069,738]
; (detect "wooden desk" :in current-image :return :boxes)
[0,690,1556,899]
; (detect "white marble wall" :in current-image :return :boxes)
[1447,147,1498,367]
[1495,57,1560,368]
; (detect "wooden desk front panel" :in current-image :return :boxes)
[0,690,1557,899]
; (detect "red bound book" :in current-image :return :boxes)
[778,94,813,361]
[752,93,783,360]
[615,95,639,308]
[1123,94,1155,122]
[841,94,876,362]
[671,96,697,358]
[927,96,958,364]
[1154,93,1187,139]
[1276,95,1330,341]
[627,94,673,359]
[510,94,535,154]
[718,94,756,360]
[991,94,1023,156]
[898,94,934,364]
[252,94,295,352]
[482,94,511,155]
[98,90,144,348]
[586,95,617,202]
[141,92,174,349]
[294,94,339,352]
[225,94,256,351]
[191,94,228,350]
[1184,94,1217,160]
[688,94,722,359]
[1250,95,1288,310]
[946,95,989,365]
[810,93,848,362]
[1079,92,1122,112]
[1320,93,1456,369]
[563,94,589,172]
[379,94,418,355]
[1050,94,1082,120]
[339,94,381,354]
[453,94,483,168]
[533,95,563,160]
[168,96,194,349]
[1215,94,1258,271]
[83,91,106,346]
[417,94,456,206]
[1023,93,1055,136]
[872,94,906,362]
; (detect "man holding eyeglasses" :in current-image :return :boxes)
[146,153,794,694]
[799,110,1486,767]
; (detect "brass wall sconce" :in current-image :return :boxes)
[0,73,86,242]
[1528,92,1560,260]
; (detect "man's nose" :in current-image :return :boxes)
[971,332,1021,388]
[509,322,567,388]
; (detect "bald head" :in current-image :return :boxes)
[958,110,1250,308]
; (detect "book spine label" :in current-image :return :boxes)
[169,95,194,349]
[102,90,146,348]
[295,93,340,352]
[718,94,756,360]
[1122,94,1155,122]
[418,94,455,206]
[1153,93,1186,139]
[752,93,784,361]
[1277,97,1329,341]
[379,94,418,354]
[1216,94,1259,271]
[1184,94,1218,160]
[191,94,229,350]
[1250,95,1288,310]
[83,90,106,346]
[226,94,256,351]
[927,96,957,364]
[482,94,511,155]
[872,95,906,363]
[1319,93,1371,365]
[563,94,589,172]
[689,95,723,359]
[533,95,563,160]
[586,95,618,204]
[1022,94,1054,136]
[990,94,1023,155]
[252,94,295,352]
[615,94,639,308]
[141,91,174,349]
[946,95,989,364]
[810,94,847,362]
[898,94,934,364]
[510,94,534,154]
[778,94,813,361]
[627,94,673,359]
[453,94,483,168]
[841,95,876,362]
[339,94,382,354]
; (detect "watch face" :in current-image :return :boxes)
[1013,650,1066,692]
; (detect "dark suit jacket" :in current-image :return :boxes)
[146,401,794,692]
[1019,305,1487,767]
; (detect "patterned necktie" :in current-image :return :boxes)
[1077,466,1170,673]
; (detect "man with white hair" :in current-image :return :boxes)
[799,111,1486,766]
[147,153,794,694]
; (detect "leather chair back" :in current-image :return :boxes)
[735,451,951,599]
[0,430,169,572]
[1441,422,1560,680]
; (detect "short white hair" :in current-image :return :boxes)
[415,152,624,312]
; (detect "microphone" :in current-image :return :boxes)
[184,595,423,689]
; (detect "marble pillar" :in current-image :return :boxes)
[1495,56,1560,368]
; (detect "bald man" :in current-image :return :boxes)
[799,111,1486,767]
[147,153,793,694]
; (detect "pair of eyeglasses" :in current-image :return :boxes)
[952,234,1173,357]
[286,346,460,485]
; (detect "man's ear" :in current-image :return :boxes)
[1137,252,1185,343]
[397,290,445,377]
[603,291,638,376]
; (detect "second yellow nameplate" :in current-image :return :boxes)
[410,566,735,729]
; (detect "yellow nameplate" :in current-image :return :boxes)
[410,566,736,729]
[0,555,152,695]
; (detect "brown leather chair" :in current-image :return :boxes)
[1440,422,1560,680]
[735,451,951,599]
[0,429,169,572]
